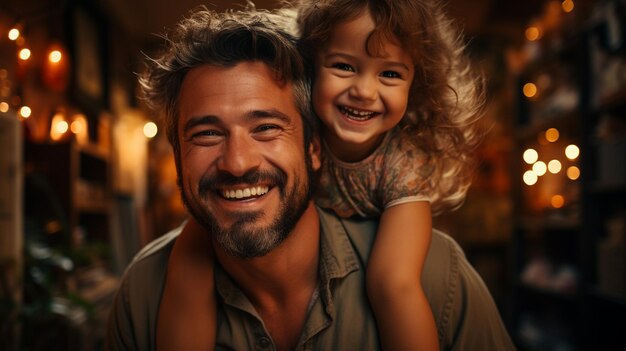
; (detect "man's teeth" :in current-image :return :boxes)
[222,186,269,199]
[339,106,376,120]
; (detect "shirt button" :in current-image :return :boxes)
[257,336,271,349]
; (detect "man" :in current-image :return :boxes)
[106,7,516,351]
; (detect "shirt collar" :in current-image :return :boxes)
[214,206,360,318]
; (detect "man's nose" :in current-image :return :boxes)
[349,75,378,101]
[217,132,261,177]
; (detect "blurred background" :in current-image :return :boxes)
[1,0,625,350]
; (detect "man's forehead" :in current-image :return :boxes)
[178,62,302,126]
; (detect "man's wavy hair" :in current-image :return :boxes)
[139,6,317,176]
[296,0,487,214]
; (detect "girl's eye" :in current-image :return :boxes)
[332,63,355,72]
[380,70,401,79]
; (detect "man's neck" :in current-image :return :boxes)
[214,202,321,350]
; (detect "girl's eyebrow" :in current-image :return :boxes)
[323,52,411,72]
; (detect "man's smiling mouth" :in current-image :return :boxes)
[338,105,380,121]
[221,186,270,200]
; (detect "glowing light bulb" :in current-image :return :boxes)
[523,171,538,186]
[551,195,565,208]
[19,48,31,61]
[545,128,559,142]
[548,160,562,174]
[523,83,538,98]
[523,149,539,164]
[562,0,575,13]
[19,106,31,118]
[0,102,9,113]
[565,144,580,160]
[144,121,158,138]
[525,27,541,41]
[71,119,84,134]
[8,28,20,41]
[56,120,69,133]
[49,50,62,63]
[567,166,580,180]
[533,161,547,176]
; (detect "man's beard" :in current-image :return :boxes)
[181,163,316,259]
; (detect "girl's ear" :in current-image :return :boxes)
[308,135,322,171]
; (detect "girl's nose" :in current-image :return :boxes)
[349,75,378,101]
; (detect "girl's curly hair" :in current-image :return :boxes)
[296,0,487,214]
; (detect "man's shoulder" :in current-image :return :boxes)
[327,208,465,269]
[120,223,182,290]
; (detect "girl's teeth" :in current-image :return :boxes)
[339,106,376,120]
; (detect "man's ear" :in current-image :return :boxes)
[308,135,322,171]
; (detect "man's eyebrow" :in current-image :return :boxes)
[246,109,293,124]
[183,115,221,134]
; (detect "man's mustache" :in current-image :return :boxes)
[198,169,287,197]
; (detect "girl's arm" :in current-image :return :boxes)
[157,218,216,351]
[366,201,439,351]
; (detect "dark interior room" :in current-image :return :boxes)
[1,0,625,350]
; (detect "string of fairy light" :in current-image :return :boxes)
[0,9,158,140]
[519,0,581,211]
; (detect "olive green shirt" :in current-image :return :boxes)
[106,207,516,351]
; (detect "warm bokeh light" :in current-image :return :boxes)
[525,26,541,41]
[523,148,539,164]
[70,116,86,134]
[56,120,69,134]
[0,102,9,113]
[19,48,31,61]
[523,171,538,186]
[562,0,575,13]
[565,144,580,160]
[523,83,538,98]
[545,128,560,142]
[567,166,580,180]
[143,121,158,138]
[548,159,562,174]
[551,195,565,208]
[533,161,547,176]
[8,28,20,41]
[48,50,62,63]
[19,106,31,118]
[50,112,67,140]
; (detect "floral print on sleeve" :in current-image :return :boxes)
[315,126,433,219]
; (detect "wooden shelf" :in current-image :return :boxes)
[516,216,581,231]
[517,281,579,303]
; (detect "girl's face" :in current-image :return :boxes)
[312,8,414,161]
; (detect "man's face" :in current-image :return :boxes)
[177,61,321,258]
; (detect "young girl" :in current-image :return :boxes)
[157,1,485,349]
[297,0,485,349]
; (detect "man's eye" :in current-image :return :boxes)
[256,124,279,132]
[380,70,401,79]
[194,130,220,137]
[187,129,223,145]
[254,124,282,140]
[332,63,355,72]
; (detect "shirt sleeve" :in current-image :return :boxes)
[106,278,137,351]
[436,235,517,351]
[380,131,433,209]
